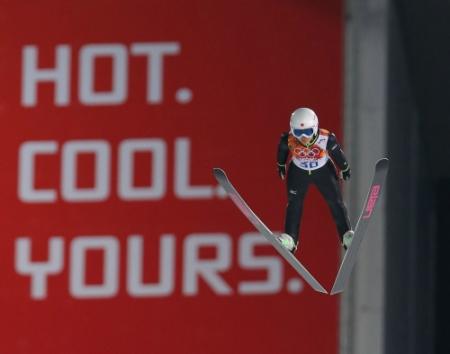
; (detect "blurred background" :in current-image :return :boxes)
[0,0,448,353]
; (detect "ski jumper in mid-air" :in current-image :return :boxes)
[276,107,354,253]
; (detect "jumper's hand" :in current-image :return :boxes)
[341,167,351,181]
[277,163,286,180]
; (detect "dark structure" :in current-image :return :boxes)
[386,1,450,353]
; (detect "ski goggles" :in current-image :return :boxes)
[293,128,314,137]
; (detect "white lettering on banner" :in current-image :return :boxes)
[182,234,233,296]
[79,44,128,105]
[14,233,301,300]
[20,42,186,106]
[118,139,166,200]
[21,45,71,107]
[238,233,283,294]
[61,140,110,202]
[127,235,175,296]
[15,237,64,299]
[18,138,221,202]
[130,43,180,104]
[70,237,119,298]
[175,138,214,199]
[18,141,58,202]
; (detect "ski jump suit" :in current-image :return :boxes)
[277,129,351,245]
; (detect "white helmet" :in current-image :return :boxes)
[290,107,319,139]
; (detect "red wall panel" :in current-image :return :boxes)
[0,1,343,353]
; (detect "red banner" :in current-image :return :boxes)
[0,1,343,353]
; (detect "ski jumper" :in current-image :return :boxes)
[277,129,351,244]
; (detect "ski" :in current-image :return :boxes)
[330,158,389,295]
[213,168,328,294]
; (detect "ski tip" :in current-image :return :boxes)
[213,168,228,182]
[212,167,225,175]
[375,158,390,171]
[377,157,389,165]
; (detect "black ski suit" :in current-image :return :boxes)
[277,129,351,245]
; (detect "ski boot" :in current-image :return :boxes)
[277,233,298,254]
[342,230,354,250]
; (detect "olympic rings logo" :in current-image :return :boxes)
[293,147,321,159]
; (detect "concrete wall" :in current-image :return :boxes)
[341,0,389,353]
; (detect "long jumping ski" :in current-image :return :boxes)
[330,158,389,295]
[213,168,327,294]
